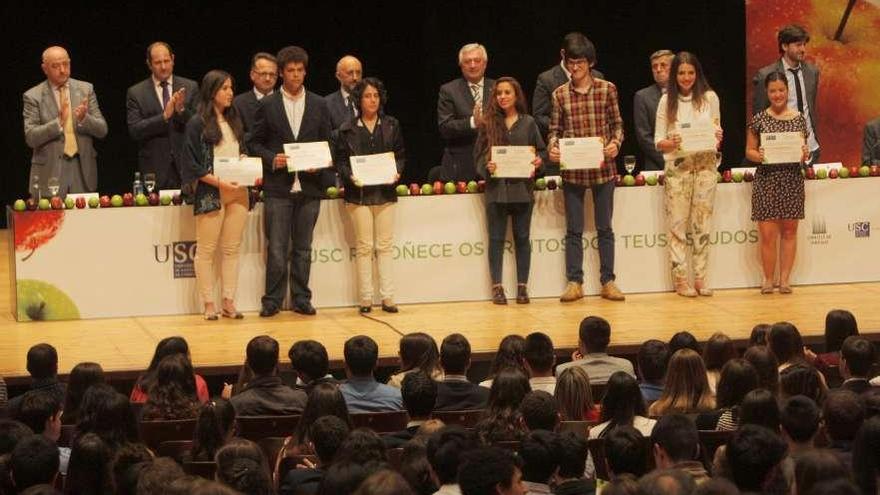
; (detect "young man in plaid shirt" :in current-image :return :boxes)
[547,34,625,302]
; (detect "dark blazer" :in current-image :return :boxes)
[126,75,199,190]
[7,378,67,416]
[334,115,405,205]
[229,376,308,416]
[633,84,665,171]
[248,90,334,199]
[434,380,489,411]
[437,77,495,181]
[863,117,880,165]
[233,90,263,141]
[181,114,250,215]
[382,425,421,448]
[841,378,872,395]
[753,60,819,139]
[280,468,323,495]
[324,90,353,130]
[532,64,604,138]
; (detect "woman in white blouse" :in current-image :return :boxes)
[654,52,723,297]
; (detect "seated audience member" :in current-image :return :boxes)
[523,332,557,393]
[65,432,113,494]
[604,426,649,479]
[638,469,695,495]
[475,369,531,443]
[794,450,849,495]
[10,435,59,492]
[353,470,416,495]
[852,416,880,495]
[136,457,186,494]
[768,322,813,370]
[839,336,876,395]
[668,331,702,356]
[61,362,104,425]
[779,396,821,464]
[803,479,861,495]
[601,474,639,495]
[816,309,858,369]
[434,334,489,411]
[8,344,66,415]
[426,426,479,495]
[556,317,635,384]
[636,340,668,404]
[723,425,788,494]
[215,438,273,495]
[650,414,708,484]
[458,447,523,495]
[385,372,437,448]
[14,392,69,475]
[519,430,559,493]
[743,346,780,394]
[590,371,655,438]
[748,324,771,347]
[387,333,443,388]
[779,363,826,405]
[340,335,403,413]
[293,383,354,448]
[696,358,759,431]
[76,384,138,451]
[552,432,595,494]
[519,391,560,432]
[739,388,781,431]
[414,418,444,440]
[289,340,336,392]
[141,354,200,420]
[280,415,350,495]
[130,336,208,403]
[865,388,880,418]
[186,398,236,462]
[398,440,438,495]
[317,461,378,495]
[555,367,600,422]
[109,442,153,495]
[230,335,308,416]
[0,420,33,495]
[703,333,738,394]
[823,389,865,467]
[334,428,388,468]
[648,349,716,416]
[480,335,527,388]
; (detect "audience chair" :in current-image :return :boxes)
[156,440,193,462]
[236,415,301,441]
[350,410,410,433]
[138,418,197,451]
[430,409,485,428]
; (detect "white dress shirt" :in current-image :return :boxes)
[152,75,174,108]
[281,86,306,139]
[781,58,819,152]
[254,87,273,100]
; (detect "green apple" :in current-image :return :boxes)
[135,193,149,206]
[16,279,80,321]
[87,197,99,208]
[839,167,850,178]
[444,182,456,194]
[535,178,547,190]
[622,175,636,186]
[816,168,828,179]
[421,184,433,195]
[646,175,658,186]
[13,199,26,211]
[64,197,75,209]
[160,194,172,205]
[859,165,870,177]
[395,184,409,196]
[326,186,338,199]
[38,198,51,210]
[110,195,123,207]
[467,180,478,193]
[733,171,744,183]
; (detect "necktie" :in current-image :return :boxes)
[60,86,78,158]
[470,84,481,103]
[160,80,170,108]
[788,68,804,113]
[346,96,356,118]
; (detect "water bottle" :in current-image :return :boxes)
[133,172,144,196]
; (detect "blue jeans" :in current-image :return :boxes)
[262,194,321,310]
[563,180,616,285]
[486,201,533,285]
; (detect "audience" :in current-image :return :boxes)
[779,363,826,405]
[334,428,388,467]
[651,415,709,484]
[779,395,821,467]
[475,369,531,443]
[555,367,600,422]
[10,435,59,493]
[354,469,416,495]
[130,336,209,403]
[289,340,336,392]
[556,316,635,384]
[748,323,771,347]
[385,372,438,448]
[590,371,655,438]
[479,335,527,388]
[519,391,560,432]
[61,362,105,425]
[816,309,858,369]
[823,389,865,468]
[398,440,438,495]
[636,340,669,404]
[648,349,716,416]
[77,384,139,451]
[668,331,702,356]
[215,438,273,495]
[280,415,350,495]
[136,457,185,494]
[703,333,738,395]
[426,426,479,495]
[187,398,236,462]
[109,442,153,495]
[852,416,880,495]
[230,335,308,416]
[435,334,489,411]
[340,335,404,413]
[14,392,69,477]
[64,432,113,494]
[457,447,524,495]
[293,382,354,448]
[794,449,849,495]
[739,388,781,432]
[8,344,66,415]
[141,353,200,421]
[522,332,558,393]
[553,432,595,494]
[768,322,811,370]
[605,426,649,479]
[519,430,559,493]
[839,336,875,394]
[638,469,695,495]
[697,358,759,431]
[387,333,443,388]
[724,425,788,494]
[743,346,779,395]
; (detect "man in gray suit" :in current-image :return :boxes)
[233,52,278,137]
[126,42,198,191]
[633,50,674,171]
[435,43,494,182]
[753,25,820,163]
[325,55,363,130]
[863,117,880,165]
[24,46,107,197]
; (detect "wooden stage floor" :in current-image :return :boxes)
[3,232,879,380]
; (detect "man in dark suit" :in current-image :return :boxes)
[753,25,820,163]
[633,50,674,171]
[384,370,437,448]
[229,336,308,416]
[324,55,363,130]
[840,336,876,395]
[7,344,66,416]
[863,117,880,165]
[249,46,333,317]
[126,42,198,191]
[434,334,489,411]
[436,43,494,182]
[233,52,277,138]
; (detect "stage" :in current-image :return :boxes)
[3,230,878,382]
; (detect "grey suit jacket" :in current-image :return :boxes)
[532,64,605,138]
[753,60,819,140]
[437,77,495,181]
[23,78,108,194]
[863,117,880,165]
[126,75,199,190]
[633,84,665,171]
[324,89,353,130]
[233,89,263,144]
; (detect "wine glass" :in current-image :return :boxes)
[47,177,60,197]
[623,155,636,175]
[144,173,157,194]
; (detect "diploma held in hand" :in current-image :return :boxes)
[678,122,717,153]
[213,157,263,186]
[351,152,398,186]
[761,132,805,164]
[559,137,603,170]
[491,146,535,178]
[283,141,333,172]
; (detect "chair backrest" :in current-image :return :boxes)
[272,437,317,493]
[350,411,410,433]
[138,419,197,451]
[559,420,594,439]
[236,415,301,441]
[430,409,485,428]
[184,461,217,480]
[493,440,521,452]
[156,440,193,462]
[58,425,76,448]
[698,429,733,462]
[257,436,288,467]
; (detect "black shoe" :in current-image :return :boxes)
[259,305,279,317]
[293,302,317,315]
[516,284,530,304]
[359,305,372,314]
[381,303,399,313]
[492,285,507,305]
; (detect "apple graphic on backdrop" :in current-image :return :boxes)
[88,197,99,208]
[467,180,478,192]
[75,197,86,209]
[456,181,467,193]
[838,167,850,178]
[535,177,547,190]
[110,195,123,207]
[829,168,839,179]
[326,186,339,199]
[16,279,80,321]
[646,175,658,186]
[99,195,111,207]
[421,183,433,195]
[148,192,160,206]
[63,197,75,209]
[26,199,38,211]
[444,182,456,194]
[38,198,51,210]
[409,183,421,196]
[49,197,63,210]
[13,199,26,211]
[634,174,646,186]
[396,184,409,196]
[859,165,870,177]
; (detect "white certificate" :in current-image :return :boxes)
[559,137,604,170]
[213,156,262,186]
[677,121,717,153]
[491,146,535,178]
[283,141,333,172]
[761,131,805,165]
[350,152,398,186]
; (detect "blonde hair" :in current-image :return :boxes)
[555,367,595,421]
[648,349,716,416]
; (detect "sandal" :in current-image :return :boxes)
[221,309,244,319]
[760,281,774,294]
[694,280,713,297]
[779,285,793,294]
[674,280,697,297]
[204,310,218,321]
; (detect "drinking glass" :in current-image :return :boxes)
[624,155,636,175]
[47,177,60,197]
[144,173,157,194]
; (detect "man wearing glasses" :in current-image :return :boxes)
[234,52,278,137]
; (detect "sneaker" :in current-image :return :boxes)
[601,281,625,301]
[559,281,584,302]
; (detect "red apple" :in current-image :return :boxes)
[409,183,421,196]
[122,192,134,206]
[634,174,646,186]
[99,195,111,208]
[75,197,86,209]
[805,167,816,180]
[26,198,38,211]
[254,177,263,189]
[659,174,666,185]
[171,193,182,205]
[721,170,732,183]
[828,168,839,179]
[546,179,557,190]
[848,165,860,178]
[456,181,467,193]
[871,165,880,177]
[50,197,63,210]
[477,180,486,192]
[148,192,160,206]
[744,171,755,182]
[432,181,444,195]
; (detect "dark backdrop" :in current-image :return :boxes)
[1,0,745,227]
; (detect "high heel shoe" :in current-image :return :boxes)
[693,280,713,297]
[760,280,774,294]
[674,280,697,297]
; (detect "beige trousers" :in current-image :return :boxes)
[346,203,395,303]
[195,187,249,302]
[664,151,718,282]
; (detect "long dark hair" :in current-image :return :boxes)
[824,309,858,353]
[63,362,105,425]
[715,359,759,409]
[599,372,647,437]
[142,354,199,421]
[214,439,273,495]
[479,77,528,149]
[665,51,713,126]
[197,70,244,146]
[65,432,113,495]
[398,333,440,376]
[191,398,236,462]
[294,383,353,444]
[77,384,139,450]
[137,336,192,391]
[486,334,527,380]
[350,77,388,116]
[476,369,530,443]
